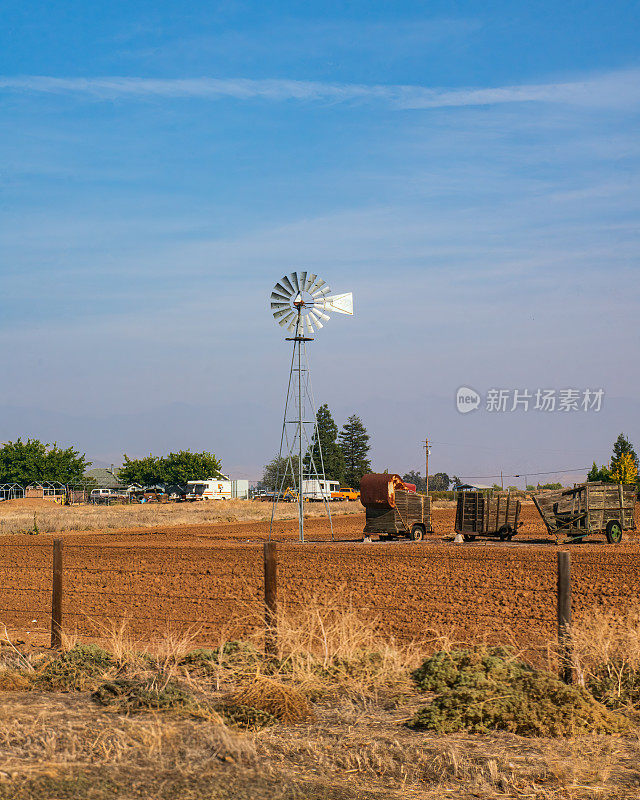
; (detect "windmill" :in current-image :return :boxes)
[269,272,354,542]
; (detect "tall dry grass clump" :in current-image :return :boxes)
[263,596,420,700]
[572,603,640,710]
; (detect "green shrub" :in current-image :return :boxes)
[408,647,631,737]
[181,641,261,670]
[92,678,194,712]
[34,644,115,691]
[585,660,640,710]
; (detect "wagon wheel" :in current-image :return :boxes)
[605,520,623,544]
[410,524,424,542]
[498,525,510,542]
[462,534,476,542]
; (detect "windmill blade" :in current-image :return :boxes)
[311,284,331,299]
[304,273,316,291]
[277,309,295,324]
[271,290,290,302]
[302,313,315,335]
[278,311,296,331]
[290,272,300,293]
[271,301,290,311]
[308,276,328,295]
[274,308,294,322]
[311,306,330,321]
[281,275,295,295]
[323,293,354,315]
[308,312,323,329]
[285,315,298,333]
[299,271,307,292]
[275,281,293,298]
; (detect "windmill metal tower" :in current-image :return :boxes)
[269,272,354,543]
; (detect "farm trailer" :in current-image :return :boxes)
[454,491,522,542]
[360,473,432,541]
[532,481,636,544]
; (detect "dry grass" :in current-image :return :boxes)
[254,596,420,700]
[224,676,315,724]
[0,604,640,798]
[0,498,362,535]
[572,604,640,710]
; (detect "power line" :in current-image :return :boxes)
[459,467,589,480]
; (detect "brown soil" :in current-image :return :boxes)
[0,497,62,510]
[1,504,639,660]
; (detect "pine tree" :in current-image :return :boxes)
[304,404,344,484]
[339,414,371,488]
[587,461,611,482]
[611,434,639,471]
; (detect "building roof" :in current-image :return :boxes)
[84,468,124,489]
[457,482,494,491]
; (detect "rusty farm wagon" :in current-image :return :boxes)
[455,491,522,542]
[532,481,636,543]
[360,473,432,541]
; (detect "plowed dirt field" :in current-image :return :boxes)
[1,503,639,659]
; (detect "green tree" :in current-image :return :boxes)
[402,470,426,492]
[304,404,345,484]
[611,433,639,474]
[0,438,89,485]
[587,461,611,482]
[260,455,300,492]
[429,472,451,491]
[119,450,223,486]
[451,476,463,489]
[162,450,223,483]
[338,414,371,489]
[119,454,166,486]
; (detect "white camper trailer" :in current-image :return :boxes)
[301,479,339,501]
[185,478,249,501]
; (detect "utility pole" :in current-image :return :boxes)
[500,470,504,490]
[424,437,429,495]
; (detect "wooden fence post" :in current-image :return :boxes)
[51,538,63,650]
[557,550,573,683]
[263,541,278,657]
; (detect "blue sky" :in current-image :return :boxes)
[0,1,638,482]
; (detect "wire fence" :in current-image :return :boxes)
[1,540,639,660]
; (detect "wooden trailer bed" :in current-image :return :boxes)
[455,491,521,541]
[532,481,635,543]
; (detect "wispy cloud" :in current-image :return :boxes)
[1,69,639,109]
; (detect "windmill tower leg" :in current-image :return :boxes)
[297,323,304,543]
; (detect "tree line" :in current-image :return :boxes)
[260,405,372,490]
[0,438,223,487]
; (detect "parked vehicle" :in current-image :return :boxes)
[532,481,636,543]
[360,473,432,541]
[331,487,361,501]
[90,488,130,504]
[455,491,522,541]
[302,479,339,502]
[256,487,298,502]
[185,479,249,501]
